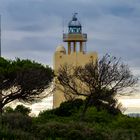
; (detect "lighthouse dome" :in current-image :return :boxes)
[68,13,82,34]
[56,45,66,54]
[68,18,81,27]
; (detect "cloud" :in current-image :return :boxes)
[0,0,140,113]
[0,0,139,67]
[15,25,45,32]
[1,0,140,70]
[0,3,140,63]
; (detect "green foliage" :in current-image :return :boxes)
[34,122,68,139]
[4,105,31,116]
[33,121,112,140]
[112,115,140,130]
[36,110,58,124]
[83,107,115,124]
[1,104,140,140]
[112,129,140,140]
[66,130,84,140]
[2,113,32,131]
[36,99,83,124]
[0,128,36,140]
[57,55,138,118]
[54,99,83,116]
[0,57,54,112]
[4,106,14,113]
[14,105,31,116]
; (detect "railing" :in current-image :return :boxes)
[63,33,87,41]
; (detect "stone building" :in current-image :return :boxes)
[53,14,97,108]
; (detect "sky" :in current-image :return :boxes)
[0,0,140,114]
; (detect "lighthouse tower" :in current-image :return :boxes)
[63,13,87,54]
[53,14,97,108]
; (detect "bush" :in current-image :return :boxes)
[2,113,32,131]
[0,125,36,140]
[54,99,83,117]
[4,105,31,116]
[14,105,31,116]
[112,129,140,140]
[112,116,140,130]
[83,107,115,124]
[66,130,84,140]
[4,106,14,113]
[33,122,68,139]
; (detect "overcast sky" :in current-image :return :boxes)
[0,0,140,113]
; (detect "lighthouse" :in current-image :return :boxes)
[53,13,97,108]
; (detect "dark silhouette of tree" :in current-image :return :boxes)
[3,106,14,113]
[14,105,31,116]
[57,54,138,117]
[0,57,54,113]
[4,105,31,116]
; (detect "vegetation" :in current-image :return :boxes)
[0,57,54,113]
[57,54,138,117]
[0,56,139,140]
[4,105,31,116]
[0,100,140,140]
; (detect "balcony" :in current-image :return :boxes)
[63,33,87,42]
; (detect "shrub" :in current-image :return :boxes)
[112,129,140,140]
[66,130,84,140]
[112,116,140,130]
[54,99,83,116]
[2,113,32,131]
[14,105,31,116]
[83,107,115,124]
[14,130,36,140]
[33,122,68,139]
[0,126,36,140]
[3,106,14,113]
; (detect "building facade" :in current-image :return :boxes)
[53,14,97,108]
